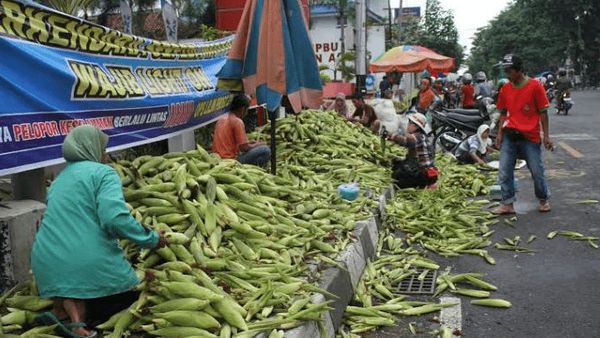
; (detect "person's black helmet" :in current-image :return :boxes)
[501,54,523,72]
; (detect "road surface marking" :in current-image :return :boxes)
[553,133,597,141]
[558,142,584,159]
[440,296,462,335]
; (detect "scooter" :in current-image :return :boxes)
[545,81,556,102]
[429,97,498,153]
[556,91,573,115]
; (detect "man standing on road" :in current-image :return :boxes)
[494,54,553,214]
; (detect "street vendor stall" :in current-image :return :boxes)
[370,45,455,74]
[216,0,323,174]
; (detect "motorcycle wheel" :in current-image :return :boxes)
[434,129,465,153]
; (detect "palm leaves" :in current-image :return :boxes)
[46,0,96,16]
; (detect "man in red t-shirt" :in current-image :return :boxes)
[461,73,475,108]
[494,54,553,214]
[212,94,270,167]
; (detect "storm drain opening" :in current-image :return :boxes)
[396,268,437,295]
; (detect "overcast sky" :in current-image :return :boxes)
[392,0,512,54]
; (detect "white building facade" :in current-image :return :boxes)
[309,4,387,81]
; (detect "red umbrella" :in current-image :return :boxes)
[369,45,455,73]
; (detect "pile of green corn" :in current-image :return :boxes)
[1,144,382,337]
[386,155,498,262]
[1,111,402,337]
[250,110,405,193]
[337,154,507,337]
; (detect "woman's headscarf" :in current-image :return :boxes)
[476,124,490,154]
[62,125,109,163]
[327,93,349,118]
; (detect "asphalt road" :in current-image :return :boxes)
[367,90,600,338]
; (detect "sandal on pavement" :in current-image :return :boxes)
[33,311,70,330]
[492,204,516,215]
[64,322,98,338]
[539,200,551,212]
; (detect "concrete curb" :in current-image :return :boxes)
[285,188,393,338]
[0,200,46,291]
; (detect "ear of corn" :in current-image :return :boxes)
[470,298,512,308]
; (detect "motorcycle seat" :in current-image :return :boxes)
[445,108,481,116]
[446,112,486,124]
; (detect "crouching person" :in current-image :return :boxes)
[31,126,166,338]
[213,94,271,167]
[454,124,493,165]
[389,113,439,189]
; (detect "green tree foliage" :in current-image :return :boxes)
[468,0,599,81]
[392,0,464,69]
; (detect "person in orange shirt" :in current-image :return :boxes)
[212,94,270,167]
[416,78,436,113]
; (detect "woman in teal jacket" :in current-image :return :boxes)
[31,125,164,338]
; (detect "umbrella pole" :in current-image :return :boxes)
[270,109,277,175]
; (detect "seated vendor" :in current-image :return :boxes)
[31,125,166,338]
[213,94,271,167]
[389,113,439,189]
[325,93,350,118]
[454,124,493,165]
[351,95,376,128]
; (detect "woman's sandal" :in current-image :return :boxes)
[64,322,98,338]
[33,312,97,338]
[539,200,551,212]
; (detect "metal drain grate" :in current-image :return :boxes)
[396,268,437,294]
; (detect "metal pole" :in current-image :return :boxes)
[386,0,392,49]
[397,0,403,41]
[270,110,277,175]
[355,0,367,96]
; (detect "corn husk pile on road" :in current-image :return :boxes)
[250,110,405,193]
[1,111,408,338]
[388,156,498,263]
[0,144,383,337]
[337,156,509,337]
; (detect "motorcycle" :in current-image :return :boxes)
[545,81,556,102]
[430,96,498,153]
[556,91,573,115]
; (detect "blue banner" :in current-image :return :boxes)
[0,0,233,176]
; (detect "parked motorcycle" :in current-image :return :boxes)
[430,96,498,153]
[556,91,573,115]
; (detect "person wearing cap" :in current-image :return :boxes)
[389,113,438,189]
[351,94,376,128]
[31,125,166,338]
[454,124,493,165]
[213,94,271,167]
[494,54,553,214]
